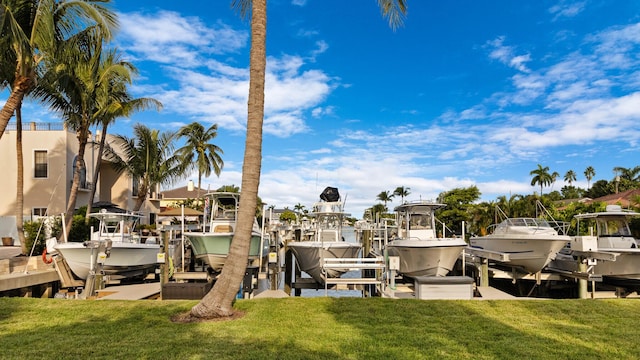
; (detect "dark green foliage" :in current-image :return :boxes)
[279,209,297,223]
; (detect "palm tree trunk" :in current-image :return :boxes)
[15,105,26,254]
[191,0,266,318]
[133,181,148,212]
[85,123,109,222]
[63,125,90,240]
[0,75,32,141]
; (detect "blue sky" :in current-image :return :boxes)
[7,0,640,217]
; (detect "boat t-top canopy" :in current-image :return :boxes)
[394,200,446,213]
[575,205,640,219]
[88,209,143,222]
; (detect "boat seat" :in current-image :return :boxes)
[214,225,233,233]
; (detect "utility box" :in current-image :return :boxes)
[571,236,598,252]
[162,282,212,300]
[388,256,400,271]
[413,276,474,300]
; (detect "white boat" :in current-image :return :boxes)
[54,210,160,280]
[184,192,268,273]
[469,216,571,274]
[386,201,467,277]
[549,205,640,286]
[287,187,362,284]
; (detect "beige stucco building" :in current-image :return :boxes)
[0,122,160,227]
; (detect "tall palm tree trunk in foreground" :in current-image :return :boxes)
[15,106,26,254]
[191,0,266,318]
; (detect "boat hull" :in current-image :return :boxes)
[55,242,160,280]
[551,250,640,281]
[386,239,466,277]
[469,235,569,274]
[185,232,267,272]
[287,242,362,284]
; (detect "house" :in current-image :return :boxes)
[0,122,160,227]
[585,189,640,208]
[158,184,207,210]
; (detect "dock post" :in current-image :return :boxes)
[162,231,169,284]
[362,229,372,257]
[284,247,292,296]
[578,258,588,299]
[480,258,489,287]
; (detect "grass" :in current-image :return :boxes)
[1,297,639,359]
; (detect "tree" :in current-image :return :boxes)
[36,25,121,237]
[84,51,162,221]
[15,104,27,253]
[613,166,640,182]
[564,170,576,186]
[104,124,181,211]
[189,0,407,319]
[436,186,481,235]
[1,0,116,245]
[176,122,224,207]
[584,166,595,189]
[293,203,306,222]
[376,191,394,211]
[530,164,553,196]
[217,184,240,193]
[393,186,411,204]
[0,0,117,140]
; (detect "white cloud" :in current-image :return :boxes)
[117,11,248,66]
[486,36,531,73]
[548,1,586,20]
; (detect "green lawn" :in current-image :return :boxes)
[0,297,638,359]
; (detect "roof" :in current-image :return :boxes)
[158,207,203,216]
[160,185,207,200]
[585,188,640,208]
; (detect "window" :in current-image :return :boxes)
[32,208,48,217]
[34,150,48,178]
[132,176,139,197]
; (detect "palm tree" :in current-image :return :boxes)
[564,170,576,186]
[36,25,122,236]
[15,104,27,253]
[82,50,162,221]
[190,0,407,319]
[176,122,224,207]
[529,164,553,196]
[0,0,117,140]
[105,124,181,211]
[293,203,305,222]
[584,166,596,189]
[217,184,240,193]
[550,171,560,191]
[393,186,411,204]
[376,191,394,211]
[613,166,640,182]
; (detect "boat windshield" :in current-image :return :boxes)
[409,214,431,230]
[502,218,550,228]
[597,218,631,236]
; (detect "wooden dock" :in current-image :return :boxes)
[96,283,161,300]
[1,255,58,291]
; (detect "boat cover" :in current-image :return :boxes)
[320,187,340,202]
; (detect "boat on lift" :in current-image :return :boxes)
[287,187,362,284]
[548,205,640,288]
[386,201,467,277]
[184,192,268,273]
[54,210,160,280]
[469,214,571,274]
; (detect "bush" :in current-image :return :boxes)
[23,220,49,255]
